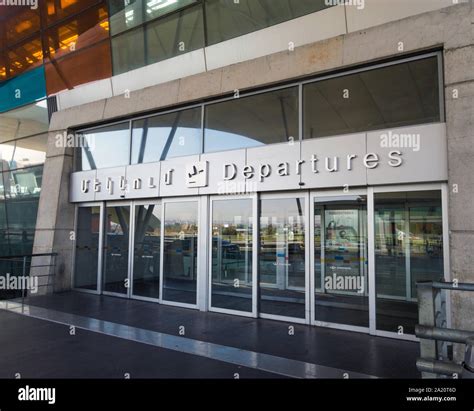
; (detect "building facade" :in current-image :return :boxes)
[1,1,472,346]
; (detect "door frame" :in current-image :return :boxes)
[72,202,104,295]
[309,189,370,334]
[130,200,162,303]
[160,197,201,309]
[208,193,258,318]
[258,191,310,325]
[102,200,133,298]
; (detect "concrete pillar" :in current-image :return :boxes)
[32,128,75,294]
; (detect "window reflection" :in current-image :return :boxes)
[205,0,330,46]
[131,107,201,163]
[304,57,441,138]
[79,123,130,170]
[204,87,299,153]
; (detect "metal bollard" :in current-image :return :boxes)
[462,336,474,379]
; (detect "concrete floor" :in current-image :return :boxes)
[0,291,420,379]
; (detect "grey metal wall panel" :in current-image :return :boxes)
[300,133,368,190]
[366,123,448,186]
[159,155,200,197]
[70,170,96,203]
[245,142,302,192]
[199,149,247,196]
[94,167,128,201]
[125,163,160,199]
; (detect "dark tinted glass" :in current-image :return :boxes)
[108,0,144,35]
[43,0,101,25]
[304,56,441,139]
[7,36,43,77]
[146,4,204,64]
[45,41,112,94]
[205,0,329,45]
[111,27,145,75]
[204,87,298,152]
[131,107,201,162]
[79,123,130,170]
[46,5,109,58]
[5,8,41,45]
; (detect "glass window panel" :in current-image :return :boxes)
[10,134,47,170]
[205,0,330,46]
[46,5,109,59]
[314,196,369,327]
[131,107,201,163]
[43,0,101,25]
[111,27,145,75]
[109,0,144,35]
[163,201,198,305]
[0,53,7,81]
[4,165,43,200]
[103,204,130,294]
[259,197,305,319]
[3,165,43,256]
[304,56,441,139]
[146,4,204,65]
[5,8,40,45]
[79,123,130,170]
[45,41,112,94]
[74,206,101,290]
[0,100,49,142]
[375,191,444,334]
[132,203,161,299]
[205,87,298,153]
[145,0,197,21]
[211,198,253,312]
[7,36,43,78]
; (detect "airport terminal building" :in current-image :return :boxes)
[0,0,473,343]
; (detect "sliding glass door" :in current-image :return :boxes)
[162,199,199,306]
[259,194,307,321]
[74,204,102,291]
[210,196,256,315]
[103,203,131,295]
[312,194,369,330]
[131,202,161,300]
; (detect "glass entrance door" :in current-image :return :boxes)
[103,203,131,295]
[210,196,255,315]
[74,205,102,291]
[259,195,307,321]
[131,202,161,300]
[312,195,369,329]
